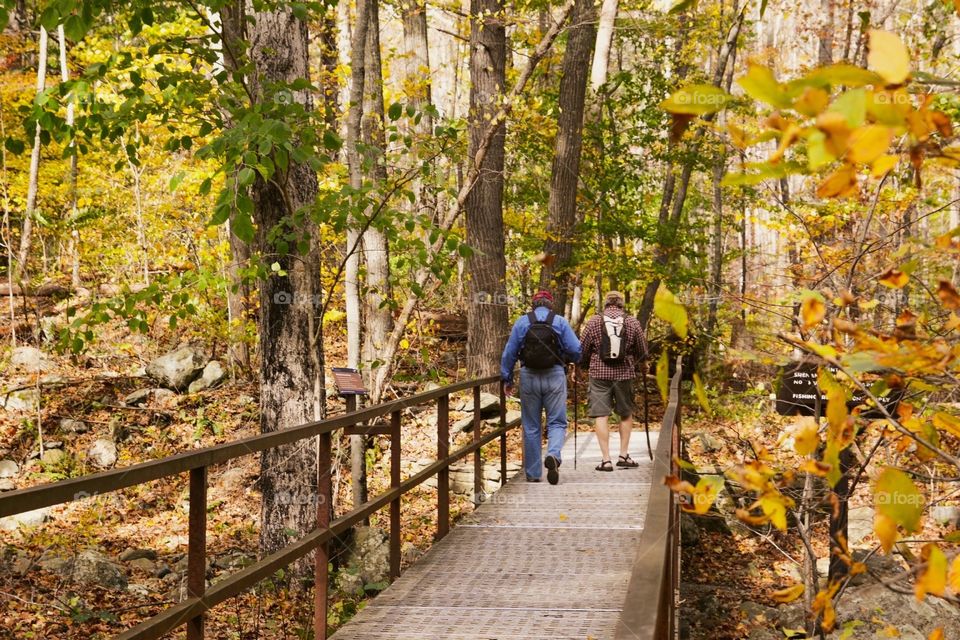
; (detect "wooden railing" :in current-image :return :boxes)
[616,360,683,640]
[0,375,519,639]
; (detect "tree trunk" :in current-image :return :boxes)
[590,0,618,92]
[705,159,724,341]
[248,7,324,581]
[537,0,597,312]
[401,0,436,227]
[14,25,48,283]
[57,25,80,289]
[465,0,509,379]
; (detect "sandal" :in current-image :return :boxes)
[617,454,639,468]
[595,460,614,472]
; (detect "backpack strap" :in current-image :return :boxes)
[545,311,556,326]
[527,311,539,325]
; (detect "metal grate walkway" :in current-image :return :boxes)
[331,430,659,640]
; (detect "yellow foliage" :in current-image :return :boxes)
[867,30,911,85]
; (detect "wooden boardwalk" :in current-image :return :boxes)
[331,429,659,640]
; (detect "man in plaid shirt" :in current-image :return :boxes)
[579,291,649,471]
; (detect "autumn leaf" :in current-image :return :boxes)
[687,476,724,515]
[812,582,840,632]
[800,293,826,329]
[794,87,830,117]
[771,583,805,603]
[868,30,911,85]
[534,252,556,267]
[932,411,960,438]
[738,62,793,109]
[760,492,792,530]
[793,416,820,456]
[693,373,712,415]
[928,628,944,640]
[875,467,924,549]
[937,279,960,309]
[915,543,947,601]
[816,164,858,198]
[874,512,899,553]
[878,267,909,288]
[847,125,892,165]
[871,154,898,177]
[656,350,669,402]
[654,285,688,339]
[948,555,960,594]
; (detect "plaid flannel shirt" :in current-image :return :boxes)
[579,306,649,381]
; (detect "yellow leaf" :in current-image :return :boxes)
[879,267,909,289]
[946,312,960,332]
[728,123,749,149]
[559,513,568,522]
[794,87,830,117]
[656,350,669,402]
[654,285,688,339]
[817,111,852,156]
[948,554,960,594]
[915,543,947,600]
[928,628,944,640]
[872,154,899,177]
[874,512,899,553]
[686,476,724,515]
[661,84,732,116]
[771,583,805,603]
[793,416,820,456]
[848,125,893,165]
[760,492,792,530]
[816,164,858,199]
[693,373,712,415]
[801,294,826,330]
[868,30,911,85]
[937,279,960,310]
[932,411,960,438]
[399,338,410,350]
[875,467,924,533]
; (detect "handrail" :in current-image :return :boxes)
[0,375,499,518]
[615,359,683,640]
[0,373,517,640]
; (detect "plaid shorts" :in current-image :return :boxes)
[587,378,636,418]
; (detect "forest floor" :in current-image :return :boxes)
[0,316,529,639]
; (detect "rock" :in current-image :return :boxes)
[847,505,875,547]
[46,440,63,449]
[837,581,960,638]
[60,418,89,434]
[40,449,66,466]
[453,415,476,432]
[145,346,208,391]
[0,389,39,412]
[0,459,18,478]
[930,505,960,526]
[188,360,227,393]
[697,432,723,452]
[123,388,177,407]
[154,564,173,579]
[453,392,500,416]
[337,526,390,592]
[127,583,151,597]
[128,558,156,573]
[10,346,52,373]
[39,374,66,385]
[119,548,158,562]
[0,507,51,531]
[680,513,701,546]
[71,549,128,590]
[0,479,15,491]
[0,547,33,576]
[88,439,118,469]
[212,552,254,571]
[37,550,71,573]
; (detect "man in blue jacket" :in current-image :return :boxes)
[501,290,582,484]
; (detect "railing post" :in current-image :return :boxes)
[499,381,507,486]
[389,409,401,580]
[473,385,483,505]
[437,394,449,539]
[314,431,332,640]
[187,466,207,640]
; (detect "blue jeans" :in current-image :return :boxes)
[519,366,568,480]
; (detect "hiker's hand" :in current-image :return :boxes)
[504,382,515,397]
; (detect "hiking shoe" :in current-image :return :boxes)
[525,476,541,482]
[544,455,560,485]
[596,459,614,472]
[617,454,640,468]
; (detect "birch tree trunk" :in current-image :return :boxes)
[248,8,324,580]
[590,0,618,92]
[401,0,436,226]
[465,0,508,380]
[57,25,80,289]
[538,0,597,310]
[14,26,48,283]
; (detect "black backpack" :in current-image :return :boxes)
[521,311,562,370]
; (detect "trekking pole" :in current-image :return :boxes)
[643,360,652,460]
[572,364,578,470]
